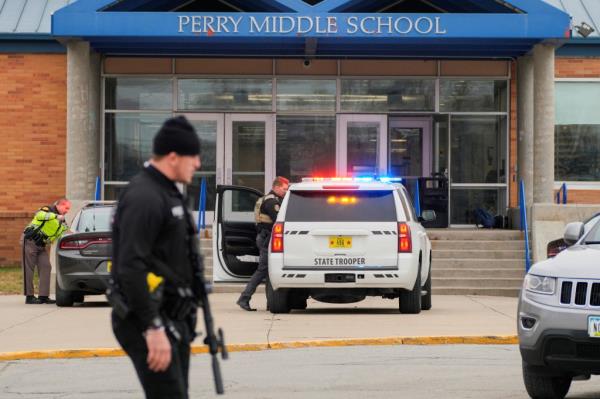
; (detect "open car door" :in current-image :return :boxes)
[213,185,263,282]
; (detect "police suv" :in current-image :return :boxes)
[213,177,435,314]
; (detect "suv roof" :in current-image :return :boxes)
[290,178,402,191]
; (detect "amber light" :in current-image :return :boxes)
[327,196,358,205]
[398,222,412,253]
[271,222,284,253]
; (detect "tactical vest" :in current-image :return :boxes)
[254,193,277,225]
[24,207,67,246]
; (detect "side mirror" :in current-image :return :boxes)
[419,210,436,222]
[563,222,585,246]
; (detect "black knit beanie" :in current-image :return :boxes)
[152,116,201,156]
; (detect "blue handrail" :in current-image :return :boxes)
[519,180,531,272]
[414,178,421,217]
[556,183,567,204]
[197,177,207,233]
[94,176,101,201]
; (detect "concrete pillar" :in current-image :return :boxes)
[533,43,555,204]
[66,40,101,201]
[517,56,534,207]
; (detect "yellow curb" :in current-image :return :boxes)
[0,335,518,362]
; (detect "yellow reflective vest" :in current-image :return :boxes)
[26,206,68,244]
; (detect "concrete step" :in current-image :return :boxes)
[432,249,524,260]
[434,259,525,269]
[432,240,525,250]
[432,287,521,297]
[427,229,523,241]
[432,268,525,278]
[433,277,524,288]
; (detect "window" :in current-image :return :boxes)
[440,80,507,112]
[555,82,600,182]
[178,78,272,111]
[341,79,435,112]
[285,190,397,222]
[105,78,172,110]
[277,79,336,112]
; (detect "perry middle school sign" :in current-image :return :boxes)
[177,15,447,36]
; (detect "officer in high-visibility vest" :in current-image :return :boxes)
[21,198,71,304]
[237,176,289,311]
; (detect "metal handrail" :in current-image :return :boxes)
[197,176,208,234]
[519,180,531,272]
[556,182,568,204]
[94,176,101,201]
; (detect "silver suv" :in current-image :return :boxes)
[518,220,600,399]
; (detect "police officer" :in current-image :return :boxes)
[22,198,71,304]
[237,176,289,311]
[110,116,202,399]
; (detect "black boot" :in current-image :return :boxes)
[25,295,41,304]
[38,296,56,305]
[236,296,256,311]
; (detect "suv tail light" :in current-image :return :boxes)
[59,236,112,250]
[398,222,412,253]
[271,222,284,253]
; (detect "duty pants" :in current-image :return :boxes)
[112,312,191,399]
[21,235,51,297]
[240,229,270,301]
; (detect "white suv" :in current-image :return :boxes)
[212,178,435,314]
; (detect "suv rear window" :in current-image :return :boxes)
[285,190,397,222]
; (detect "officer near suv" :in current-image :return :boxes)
[22,198,71,304]
[236,176,289,311]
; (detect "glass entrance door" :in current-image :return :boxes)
[388,118,433,178]
[180,113,224,223]
[337,115,388,176]
[225,114,275,193]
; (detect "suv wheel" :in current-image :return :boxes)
[421,261,432,311]
[55,277,74,307]
[267,277,290,314]
[399,264,422,314]
[522,361,572,399]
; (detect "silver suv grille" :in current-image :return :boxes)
[560,280,600,306]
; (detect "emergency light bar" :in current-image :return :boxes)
[301,176,403,183]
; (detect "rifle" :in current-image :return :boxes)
[186,211,228,395]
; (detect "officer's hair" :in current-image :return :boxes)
[54,198,70,206]
[272,176,289,188]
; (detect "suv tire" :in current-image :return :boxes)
[289,290,308,310]
[267,277,291,314]
[522,362,572,399]
[400,264,422,314]
[55,277,75,307]
[421,263,432,311]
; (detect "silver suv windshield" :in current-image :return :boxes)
[285,190,397,222]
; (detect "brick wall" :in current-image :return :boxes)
[555,57,600,204]
[0,54,66,265]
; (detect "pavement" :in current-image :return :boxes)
[0,293,519,360]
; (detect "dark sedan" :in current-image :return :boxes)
[55,202,115,307]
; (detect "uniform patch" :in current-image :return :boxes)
[275,204,280,212]
[171,205,184,218]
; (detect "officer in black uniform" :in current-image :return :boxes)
[236,176,289,311]
[110,116,202,399]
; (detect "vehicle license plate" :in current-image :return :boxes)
[329,236,352,249]
[588,316,600,338]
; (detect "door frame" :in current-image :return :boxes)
[225,113,275,192]
[337,114,388,177]
[388,117,433,178]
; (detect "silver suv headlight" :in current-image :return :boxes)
[524,274,556,295]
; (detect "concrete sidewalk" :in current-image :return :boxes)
[0,294,518,357]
